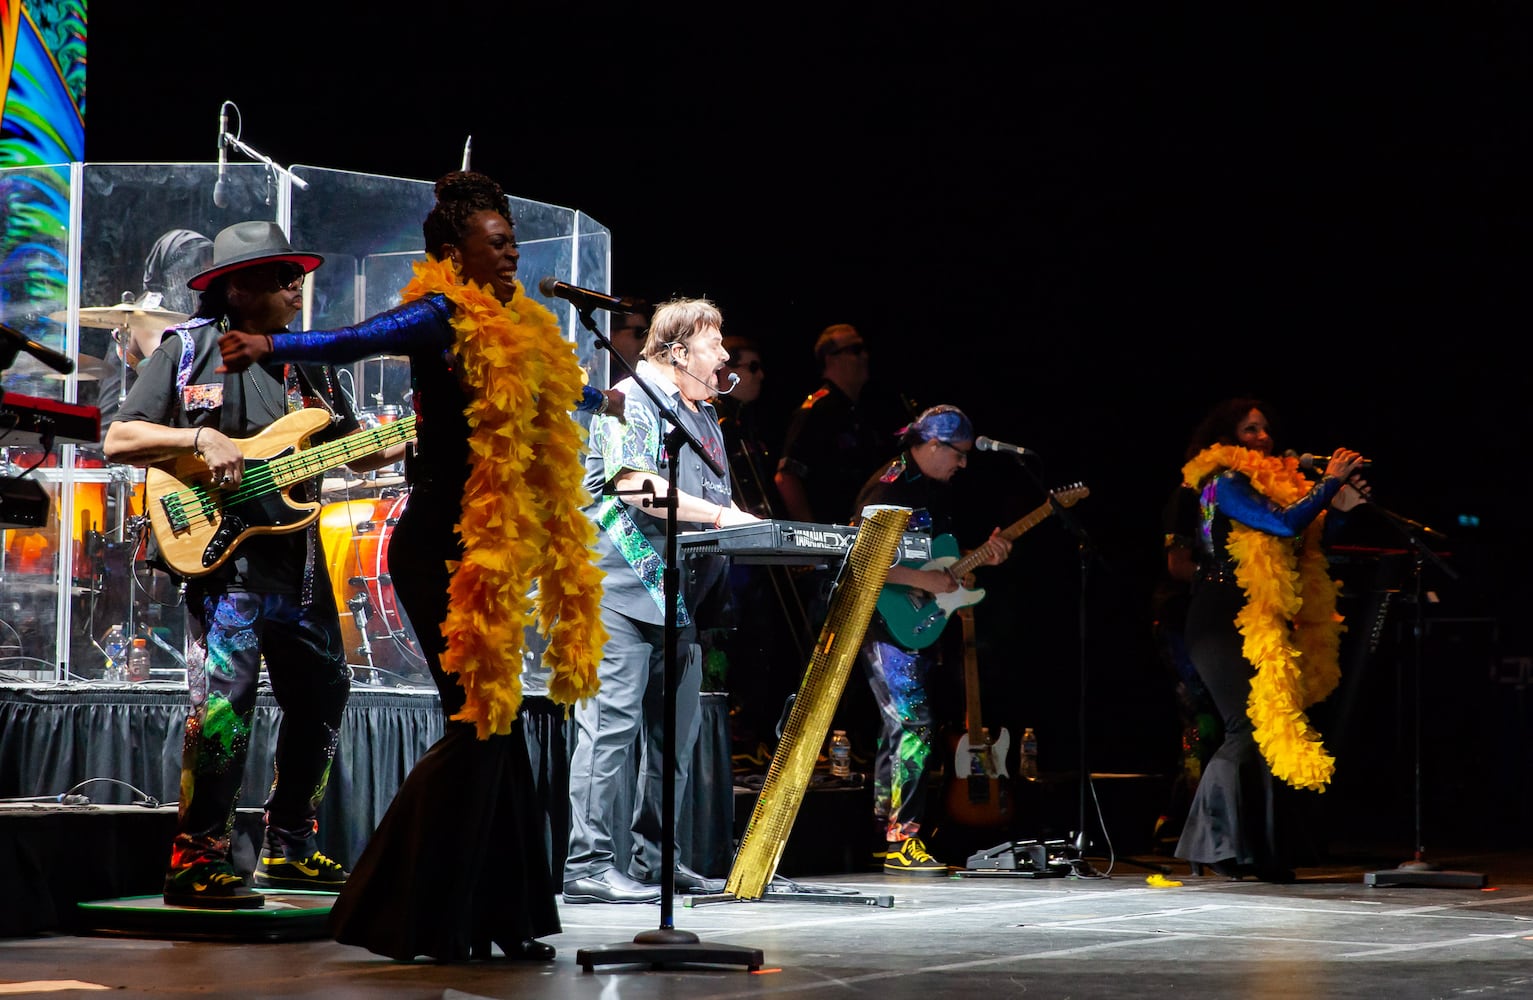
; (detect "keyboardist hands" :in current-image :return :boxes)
[716,504,761,527]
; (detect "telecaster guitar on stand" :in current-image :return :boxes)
[146,408,417,577]
[875,484,1089,649]
[945,605,1014,828]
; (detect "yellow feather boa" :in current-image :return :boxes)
[1182,445,1344,792]
[398,257,606,738]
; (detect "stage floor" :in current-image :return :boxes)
[3,844,1531,999]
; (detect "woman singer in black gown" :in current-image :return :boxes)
[1173,398,1367,881]
[219,171,617,960]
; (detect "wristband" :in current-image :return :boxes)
[712,504,725,528]
[192,426,205,460]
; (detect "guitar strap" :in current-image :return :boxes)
[174,320,327,605]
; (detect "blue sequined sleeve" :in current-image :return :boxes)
[1213,471,1343,536]
[268,294,454,362]
[269,292,605,413]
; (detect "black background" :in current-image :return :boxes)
[82,5,1531,846]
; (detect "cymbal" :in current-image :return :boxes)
[4,351,106,380]
[49,303,189,337]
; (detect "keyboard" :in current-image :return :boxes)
[0,391,101,449]
[678,519,933,565]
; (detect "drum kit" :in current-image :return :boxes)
[316,356,428,685]
[1,302,428,686]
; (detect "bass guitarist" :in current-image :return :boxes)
[852,404,1012,875]
[104,221,400,909]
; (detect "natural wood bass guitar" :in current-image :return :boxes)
[145,408,416,577]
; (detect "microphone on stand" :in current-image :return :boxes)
[212,103,230,208]
[537,276,648,315]
[1,321,74,375]
[974,435,1035,457]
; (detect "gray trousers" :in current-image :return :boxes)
[564,608,703,882]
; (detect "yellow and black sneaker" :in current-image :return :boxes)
[252,846,349,891]
[883,837,949,876]
[163,861,265,909]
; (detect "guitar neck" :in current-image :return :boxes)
[959,607,986,745]
[947,498,1056,578]
[267,415,417,487]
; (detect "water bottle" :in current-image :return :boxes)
[828,730,852,778]
[1020,726,1039,782]
[102,625,128,681]
[127,637,151,683]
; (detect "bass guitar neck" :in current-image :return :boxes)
[146,408,417,577]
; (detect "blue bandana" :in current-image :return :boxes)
[902,405,973,444]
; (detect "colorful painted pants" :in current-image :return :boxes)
[169,588,350,872]
[861,638,935,842]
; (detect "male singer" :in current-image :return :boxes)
[562,297,759,903]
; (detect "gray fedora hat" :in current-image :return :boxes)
[187,221,324,290]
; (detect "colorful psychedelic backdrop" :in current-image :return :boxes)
[2,0,86,325]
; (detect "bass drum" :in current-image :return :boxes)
[318,492,429,685]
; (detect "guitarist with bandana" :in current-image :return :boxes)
[850,405,1013,875]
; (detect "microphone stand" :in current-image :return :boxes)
[221,131,311,194]
[1010,455,1122,877]
[1361,501,1485,889]
[568,307,763,972]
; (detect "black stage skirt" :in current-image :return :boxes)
[329,488,560,961]
[328,722,561,961]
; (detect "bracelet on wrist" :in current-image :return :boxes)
[712,504,725,528]
[192,426,205,460]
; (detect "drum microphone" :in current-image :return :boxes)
[536,276,648,315]
[213,102,230,208]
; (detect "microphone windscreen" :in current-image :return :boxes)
[537,276,559,297]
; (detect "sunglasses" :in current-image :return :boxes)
[723,359,762,373]
[270,262,307,291]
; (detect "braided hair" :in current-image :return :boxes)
[422,171,513,258]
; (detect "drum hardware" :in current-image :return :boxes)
[49,299,190,339]
[318,494,427,685]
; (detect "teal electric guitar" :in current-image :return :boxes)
[875,485,1089,649]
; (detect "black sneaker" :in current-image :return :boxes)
[883,837,949,876]
[163,861,265,909]
[252,846,349,891]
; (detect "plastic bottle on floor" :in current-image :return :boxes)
[828,730,852,778]
[1020,727,1039,781]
